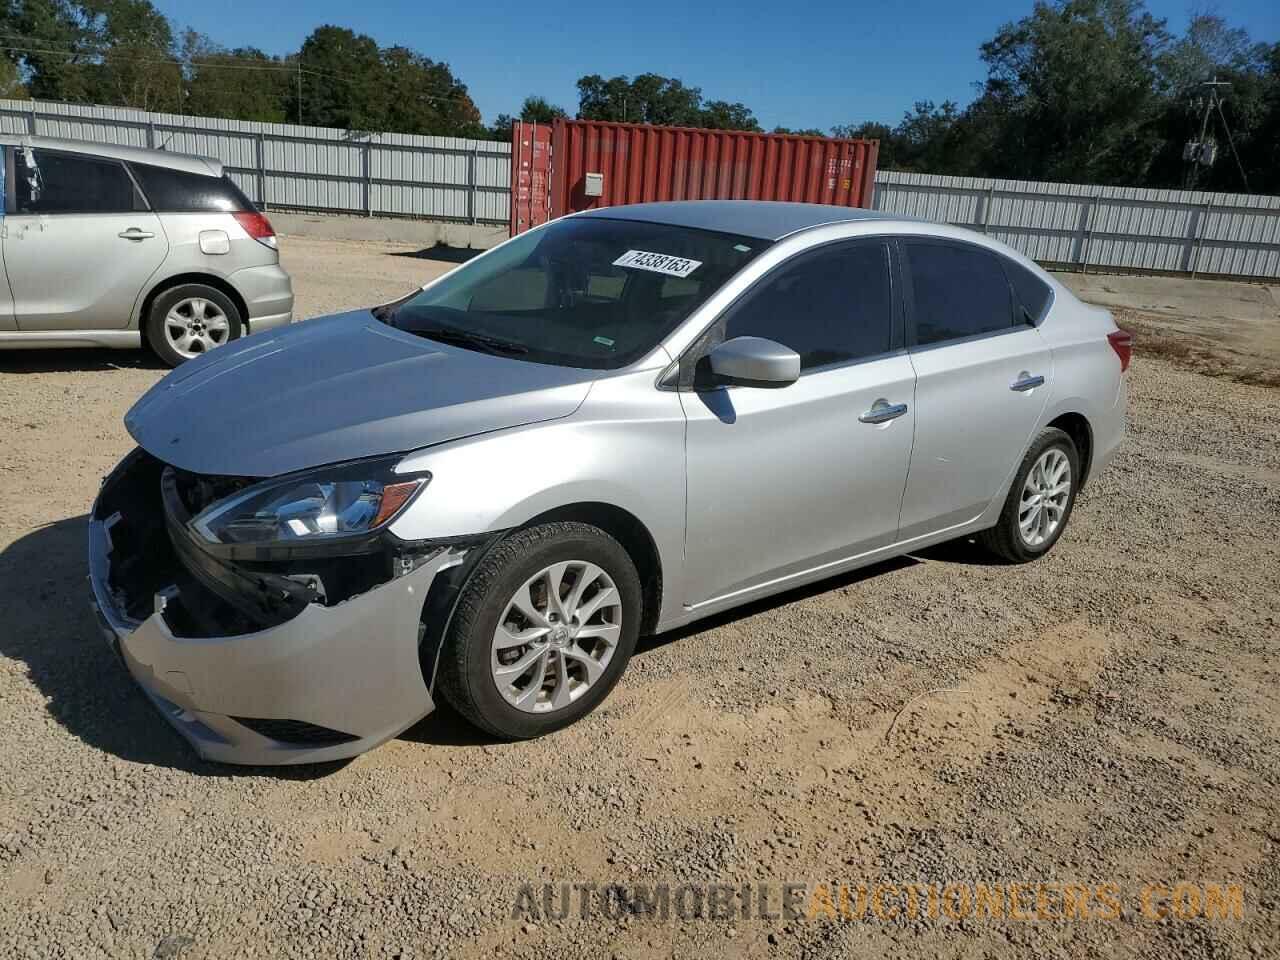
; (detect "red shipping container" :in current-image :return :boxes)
[510,118,878,236]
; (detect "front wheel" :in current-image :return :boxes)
[436,522,642,739]
[979,427,1080,563]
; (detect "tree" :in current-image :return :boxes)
[2,0,180,109]
[973,0,1171,184]
[182,32,288,122]
[576,72,758,130]
[773,126,827,136]
[290,25,384,129]
[378,46,482,136]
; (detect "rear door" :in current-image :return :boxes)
[4,146,167,331]
[897,239,1052,540]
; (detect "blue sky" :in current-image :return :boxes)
[156,0,1279,131]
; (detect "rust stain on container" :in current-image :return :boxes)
[510,119,879,235]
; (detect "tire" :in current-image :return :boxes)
[978,427,1080,564]
[145,283,243,367]
[436,522,643,739]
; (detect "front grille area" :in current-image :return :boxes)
[230,717,360,746]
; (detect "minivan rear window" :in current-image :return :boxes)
[129,163,253,214]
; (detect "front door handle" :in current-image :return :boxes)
[1010,373,1045,392]
[859,399,909,424]
[118,228,155,241]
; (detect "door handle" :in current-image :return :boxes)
[118,229,155,241]
[859,399,909,424]
[1010,373,1045,392]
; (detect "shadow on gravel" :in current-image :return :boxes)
[910,536,1006,566]
[388,244,483,265]
[0,515,346,780]
[0,348,165,374]
[638,554,920,655]
[398,699,501,748]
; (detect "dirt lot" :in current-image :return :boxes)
[1,237,1278,960]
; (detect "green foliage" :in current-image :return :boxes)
[0,0,1275,190]
[576,73,759,130]
[834,1,1279,192]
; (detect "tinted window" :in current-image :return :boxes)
[130,163,251,213]
[14,148,142,214]
[391,217,769,370]
[1002,257,1053,325]
[722,242,893,370]
[906,242,1014,346]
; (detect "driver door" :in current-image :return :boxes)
[679,239,917,607]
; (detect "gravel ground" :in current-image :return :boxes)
[1,237,1278,959]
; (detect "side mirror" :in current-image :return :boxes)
[706,336,800,389]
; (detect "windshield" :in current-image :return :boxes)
[388,217,770,369]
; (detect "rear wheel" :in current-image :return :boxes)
[146,283,242,366]
[436,522,642,739]
[979,427,1080,563]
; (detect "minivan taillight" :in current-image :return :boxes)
[1107,330,1133,372]
[232,211,278,250]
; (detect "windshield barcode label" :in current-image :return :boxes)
[613,250,703,278]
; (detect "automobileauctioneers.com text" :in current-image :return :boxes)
[512,880,1245,924]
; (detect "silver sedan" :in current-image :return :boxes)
[89,201,1129,764]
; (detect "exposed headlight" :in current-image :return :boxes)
[190,457,428,546]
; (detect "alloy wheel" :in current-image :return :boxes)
[165,297,230,358]
[1018,447,1072,547]
[490,561,622,713]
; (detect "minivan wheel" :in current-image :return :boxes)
[437,522,642,740]
[146,283,243,366]
[979,427,1080,563]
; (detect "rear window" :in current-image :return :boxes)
[129,163,253,214]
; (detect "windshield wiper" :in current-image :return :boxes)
[409,326,529,356]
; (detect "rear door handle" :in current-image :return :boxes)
[859,399,909,424]
[118,229,155,241]
[1010,373,1045,392]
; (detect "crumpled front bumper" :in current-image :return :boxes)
[87,458,462,766]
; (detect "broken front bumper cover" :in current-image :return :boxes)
[87,452,469,766]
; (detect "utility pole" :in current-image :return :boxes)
[296,61,303,124]
[1182,77,1246,191]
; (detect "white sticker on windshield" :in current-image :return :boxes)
[613,249,703,278]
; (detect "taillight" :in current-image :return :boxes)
[1107,330,1133,373]
[232,211,278,250]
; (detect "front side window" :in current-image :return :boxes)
[13,148,143,214]
[388,217,769,369]
[721,240,893,370]
[906,241,1014,346]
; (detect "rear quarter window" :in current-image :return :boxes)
[1001,257,1054,325]
[129,163,252,213]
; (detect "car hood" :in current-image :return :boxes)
[125,311,598,477]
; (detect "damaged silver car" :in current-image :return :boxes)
[89,201,1128,764]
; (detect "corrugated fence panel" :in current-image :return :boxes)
[875,170,1280,279]
[0,97,512,226]
[1,98,1276,275]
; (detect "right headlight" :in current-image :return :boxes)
[190,457,429,547]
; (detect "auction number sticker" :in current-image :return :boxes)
[613,250,703,278]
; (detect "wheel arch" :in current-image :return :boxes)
[137,273,249,339]
[1046,411,1094,486]
[515,502,664,637]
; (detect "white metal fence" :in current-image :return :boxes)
[873,170,1280,280]
[3,99,1279,279]
[0,98,512,225]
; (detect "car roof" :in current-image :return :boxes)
[572,200,915,241]
[0,133,224,177]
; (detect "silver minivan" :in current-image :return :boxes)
[0,135,293,365]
